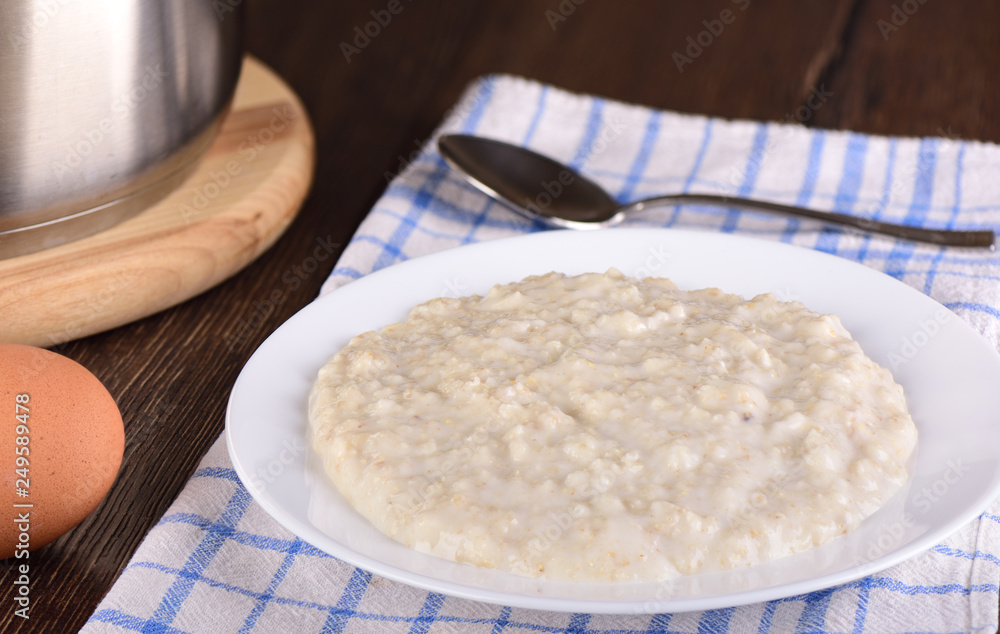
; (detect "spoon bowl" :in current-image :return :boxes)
[438,134,996,247]
[438,133,621,228]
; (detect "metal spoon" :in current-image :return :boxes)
[438,134,995,248]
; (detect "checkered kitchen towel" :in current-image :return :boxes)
[85,76,1000,633]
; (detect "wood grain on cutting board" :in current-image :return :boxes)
[0,56,315,346]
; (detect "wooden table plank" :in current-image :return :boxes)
[811,0,1000,141]
[1,1,995,631]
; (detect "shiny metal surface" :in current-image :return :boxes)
[0,0,245,258]
[439,134,997,248]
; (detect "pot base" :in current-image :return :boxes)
[0,56,315,347]
[0,144,210,259]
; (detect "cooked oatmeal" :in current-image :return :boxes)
[308,269,917,581]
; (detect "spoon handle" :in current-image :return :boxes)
[628,194,995,248]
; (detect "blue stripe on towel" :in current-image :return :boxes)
[670,119,714,226]
[569,99,608,170]
[408,593,447,634]
[618,111,662,202]
[698,606,735,632]
[856,138,897,263]
[564,613,591,633]
[782,130,826,242]
[324,567,373,633]
[238,537,305,632]
[723,123,769,233]
[147,485,255,628]
[795,586,837,631]
[885,138,938,281]
[523,86,549,145]
[815,133,868,253]
[924,142,967,294]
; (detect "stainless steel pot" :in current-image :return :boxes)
[0,0,245,258]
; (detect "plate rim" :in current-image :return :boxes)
[226,227,1000,614]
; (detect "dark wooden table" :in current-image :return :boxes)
[4,0,999,631]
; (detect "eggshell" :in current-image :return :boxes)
[0,344,124,559]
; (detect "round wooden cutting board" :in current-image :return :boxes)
[0,56,315,347]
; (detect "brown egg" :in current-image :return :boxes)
[0,344,124,559]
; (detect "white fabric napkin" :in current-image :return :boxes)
[84,75,1000,633]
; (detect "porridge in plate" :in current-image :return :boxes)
[308,269,917,581]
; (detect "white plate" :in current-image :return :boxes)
[226,228,1000,614]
